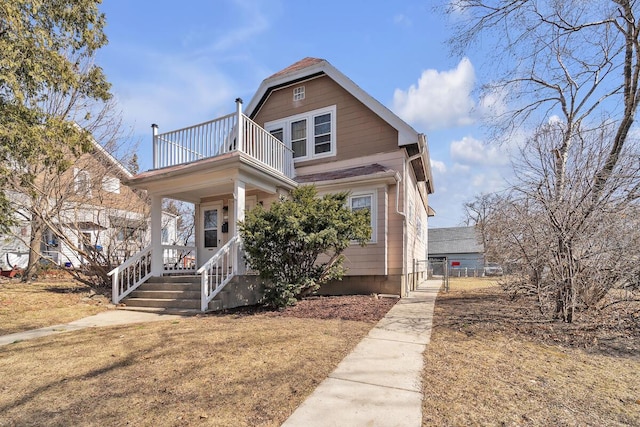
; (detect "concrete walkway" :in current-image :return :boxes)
[0,310,185,347]
[282,279,441,427]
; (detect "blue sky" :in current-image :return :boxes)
[96,0,513,227]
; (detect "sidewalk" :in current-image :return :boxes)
[282,279,441,427]
[0,310,185,347]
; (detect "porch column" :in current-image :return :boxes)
[234,180,246,274]
[151,195,164,276]
[236,98,243,152]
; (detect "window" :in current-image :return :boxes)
[74,168,92,197]
[293,86,305,101]
[116,227,143,243]
[102,176,120,194]
[416,216,423,241]
[290,119,307,158]
[314,113,331,154]
[203,209,218,248]
[265,105,336,162]
[349,191,376,243]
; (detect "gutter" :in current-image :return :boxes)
[396,135,427,296]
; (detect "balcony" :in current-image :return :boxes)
[152,99,294,179]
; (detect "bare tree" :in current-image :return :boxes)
[163,199,195,246]
[447,0,640,321]
[469,124,640,320]
[464,193,503,262]
[2,50,148,286]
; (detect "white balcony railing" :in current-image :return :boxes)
[153,100,294,179]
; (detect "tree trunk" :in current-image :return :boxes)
[23,217,44,281]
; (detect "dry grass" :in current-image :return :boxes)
[447,276,500,291]
[422,285,640,426]
[0,314,373,426]
[0,279,110,335]
[0,277,391,425]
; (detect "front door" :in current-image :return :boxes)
[198,202,222,266]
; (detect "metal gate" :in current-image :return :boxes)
[422,256,449,292]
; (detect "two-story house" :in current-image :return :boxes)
[0,137,178,273]
[112,57,434,311]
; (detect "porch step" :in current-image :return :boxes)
[121,297,201,309]
[129,289,201,299]
[117,306,203,315]
[120,278,229,312]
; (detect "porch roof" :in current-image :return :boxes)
[295,164,399,187]
[125,151,297,203]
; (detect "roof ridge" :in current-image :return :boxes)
[266,57,326,80]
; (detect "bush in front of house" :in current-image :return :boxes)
[239,185,371,308]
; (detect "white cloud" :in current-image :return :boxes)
[392,58,476,130]
[430,159,447,174]
[452,163,470,173]
[450,136,509,166]
[393,14,412,27]
[211,0,270,52]
[113,53,236,136]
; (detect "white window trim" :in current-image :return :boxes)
[102,176,120,194]
[265,105,337,162]
[293,86,305,101]
[349,190,377,244]
[74,168,92,198]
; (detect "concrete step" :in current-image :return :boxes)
[121,297,200,310]
[129,289,201,299]
[116,306,202,315]
[138,282,200,292]
[147,275,199,284]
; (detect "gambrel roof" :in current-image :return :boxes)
[246,57,434,192]
[246,57,421,148]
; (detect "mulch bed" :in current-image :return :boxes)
[213,294,398,323]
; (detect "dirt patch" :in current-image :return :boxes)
[422,285,640,426]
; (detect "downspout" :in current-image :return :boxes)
[396,134,427,296]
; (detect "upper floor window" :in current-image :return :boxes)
[102,176,120,194]
[293,86,305,101]
[74,168,92,197]
[265,105,336,162]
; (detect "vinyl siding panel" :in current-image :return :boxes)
[253,76,399,167]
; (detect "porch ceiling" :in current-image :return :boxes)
[126,152,297,203]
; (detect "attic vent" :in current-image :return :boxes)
[293,86,305,101]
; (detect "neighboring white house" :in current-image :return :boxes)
[0,137,178,271]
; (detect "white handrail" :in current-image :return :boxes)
[198,235,240,311]
[242,114,294,179]
[108,245,153,304]
[154,113,237,169]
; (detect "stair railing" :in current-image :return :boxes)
[197,235,240,311]
[108,245,153,304]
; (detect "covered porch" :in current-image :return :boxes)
[109,99,297,311]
